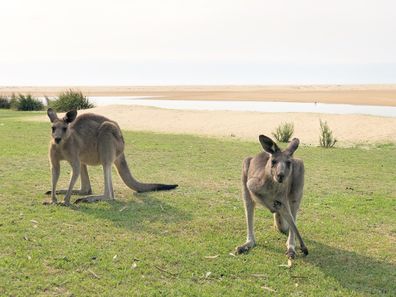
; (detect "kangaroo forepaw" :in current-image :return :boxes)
[235,241,255,254]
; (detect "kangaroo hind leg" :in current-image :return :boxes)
[76,123,118,204]
[75,163,114,204]
[235,157,256,254]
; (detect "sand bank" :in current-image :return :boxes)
[2,85,396,106]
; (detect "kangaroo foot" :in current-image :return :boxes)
[235,241,256,254]
[42,199,57,205]
[45,189,92,195]
[75,195,110,204]
[57,201,71,207]
[79,189,93,195]
[286,248,296,259]
[301,245,309,256]
[75,197,98,204]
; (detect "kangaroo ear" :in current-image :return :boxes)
[259,135,280,154]
[47,108,58,123]
[285,138,300,156]
[63,110,77,123]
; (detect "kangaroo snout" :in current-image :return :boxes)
[276,174,284,183]
[54,137,62,144]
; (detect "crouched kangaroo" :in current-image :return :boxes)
[235,135,308,259]
[45,108,178,206]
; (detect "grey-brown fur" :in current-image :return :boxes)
[235,135,308,259]
[45,109,177,206]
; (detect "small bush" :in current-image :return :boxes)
[272,122,294,143]
[319,119,337,148]
[49,90,94,112]
[0,96,11,109]
[10,94,44,111]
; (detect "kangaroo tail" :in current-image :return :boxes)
[273,213,289,234]
[114,153,178,193]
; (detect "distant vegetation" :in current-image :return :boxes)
[0,95,11,109]
[1,90,94,112]
[48,89,94,112]
[3,94,44,111]
[272,122,294,143]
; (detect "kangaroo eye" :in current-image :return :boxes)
[286,161,291,167]
[271,160,277,167]
[51,127,55,133]
[62,127,67,132]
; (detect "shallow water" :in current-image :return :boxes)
[87,96,396,118]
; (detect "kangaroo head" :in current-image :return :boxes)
[47,108,77,145]
[259,135,299,184]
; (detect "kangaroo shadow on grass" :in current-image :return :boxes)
[302,239,395,296]
[72,192,191,234]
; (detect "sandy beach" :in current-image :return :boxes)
[77,105,395,146]
[29,105,396,147]
[14,85,396,146]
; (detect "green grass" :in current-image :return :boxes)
[0,109,395,296]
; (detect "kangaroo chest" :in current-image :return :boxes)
[249,179,289,213]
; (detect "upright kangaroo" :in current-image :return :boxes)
[46,108,178,206]
[235,135,308,259]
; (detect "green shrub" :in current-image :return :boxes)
[272,122,294,143]
[319,119,337,148]
[49,90,94,112]
[0,96,11,109]
[10,94,44,111]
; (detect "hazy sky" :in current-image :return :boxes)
[0,0,395,85]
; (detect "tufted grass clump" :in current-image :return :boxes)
[319,119,337,148]
[272,122,294,143]
[49,89,94,112]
